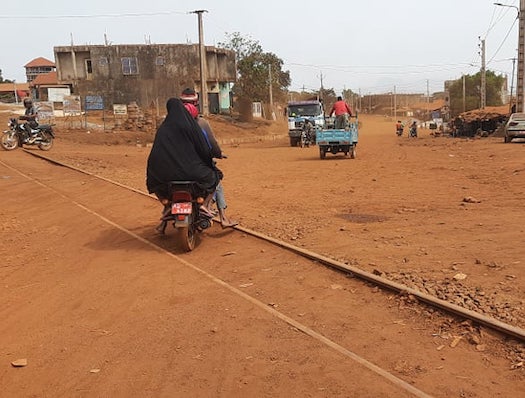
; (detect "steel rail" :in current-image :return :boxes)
[24,149,525,343]
[5,151,432,398]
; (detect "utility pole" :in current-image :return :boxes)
[190,10,208,115]
[318,71,324,101]
[510,57,517,113]
[393,85,397,120]
[462,74,466,113]
[518,0,525,112]
[13,80,18,104]
[480,38,486,109]
[268,64,276,120]
[426,79,430,121]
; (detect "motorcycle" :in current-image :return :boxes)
[1,117,55,151]
[396,126,404,136]
[155,181,214,251]
[409,124,418,138]
[300,119,316,148]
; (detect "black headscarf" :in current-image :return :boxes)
[146,98,219,197]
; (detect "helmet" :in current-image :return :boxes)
[180,88,198,103]
[23,97,32,106]
[183,102,199,118]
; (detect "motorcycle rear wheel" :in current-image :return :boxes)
[1,132,19,151]
[176,226,196,251]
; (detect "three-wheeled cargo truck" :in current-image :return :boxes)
[315,115,358,159]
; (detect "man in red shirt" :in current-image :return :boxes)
[329,96,353,129]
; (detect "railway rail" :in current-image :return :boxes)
[22,149,525,344]
[2,149,524,397]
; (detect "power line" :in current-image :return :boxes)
[0,10,187,19]
[487,15,519,65]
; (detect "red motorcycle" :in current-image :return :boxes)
[155,181,214,251]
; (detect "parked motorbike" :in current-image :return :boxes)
[1,117,55,151]
[300,119,316,148]
[396,126,404,136]
[155,181,214,251]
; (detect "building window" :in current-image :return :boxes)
[85,59,93,74]
[155,56,165,66]
[99,57,108,66]
[121,57,139,75]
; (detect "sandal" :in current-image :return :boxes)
[221,219,239,229]
[199,206,215,218]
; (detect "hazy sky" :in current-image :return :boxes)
[1,0,520,95]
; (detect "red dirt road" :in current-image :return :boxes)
[1,106,524,397]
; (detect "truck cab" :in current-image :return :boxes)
[287,100,325,146]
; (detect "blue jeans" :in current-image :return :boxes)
[215,182,227,210]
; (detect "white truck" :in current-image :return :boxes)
[286,100,325,146]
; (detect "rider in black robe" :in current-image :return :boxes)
[146,97,219,199]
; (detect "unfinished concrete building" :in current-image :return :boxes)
[54,44,236,113]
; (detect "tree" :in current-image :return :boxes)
[218,32,291,119]
[448,70,505,116]
[0,69,14,84]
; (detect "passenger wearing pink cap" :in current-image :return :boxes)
[181,88,238,228]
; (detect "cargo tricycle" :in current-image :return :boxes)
[315,115,358,159]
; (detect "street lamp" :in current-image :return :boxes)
[493,2,519,16]
[494,2,520,112]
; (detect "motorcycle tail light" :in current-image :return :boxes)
[172,191,192,201]
[177,215,186,221]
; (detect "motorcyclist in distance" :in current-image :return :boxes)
[19,98,39,143]
[395,120,404,136]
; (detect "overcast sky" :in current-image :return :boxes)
[1,0,520,95]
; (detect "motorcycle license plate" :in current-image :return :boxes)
[172,202,192,215]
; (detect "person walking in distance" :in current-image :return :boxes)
[329,96,353,129]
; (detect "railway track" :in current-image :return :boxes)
[2,149,524,397]
[22,149,525,343]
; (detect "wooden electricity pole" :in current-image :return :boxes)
[480,39,486,109]
[518,0,525,112]
[191,10,208,115]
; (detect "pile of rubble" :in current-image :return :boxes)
[384,270,524,327]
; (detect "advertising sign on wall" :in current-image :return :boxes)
[85,95,104,111]
[35,101,54,119]
[48,87,71,102]
[63,95,82,115]
[113,104,128,115]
